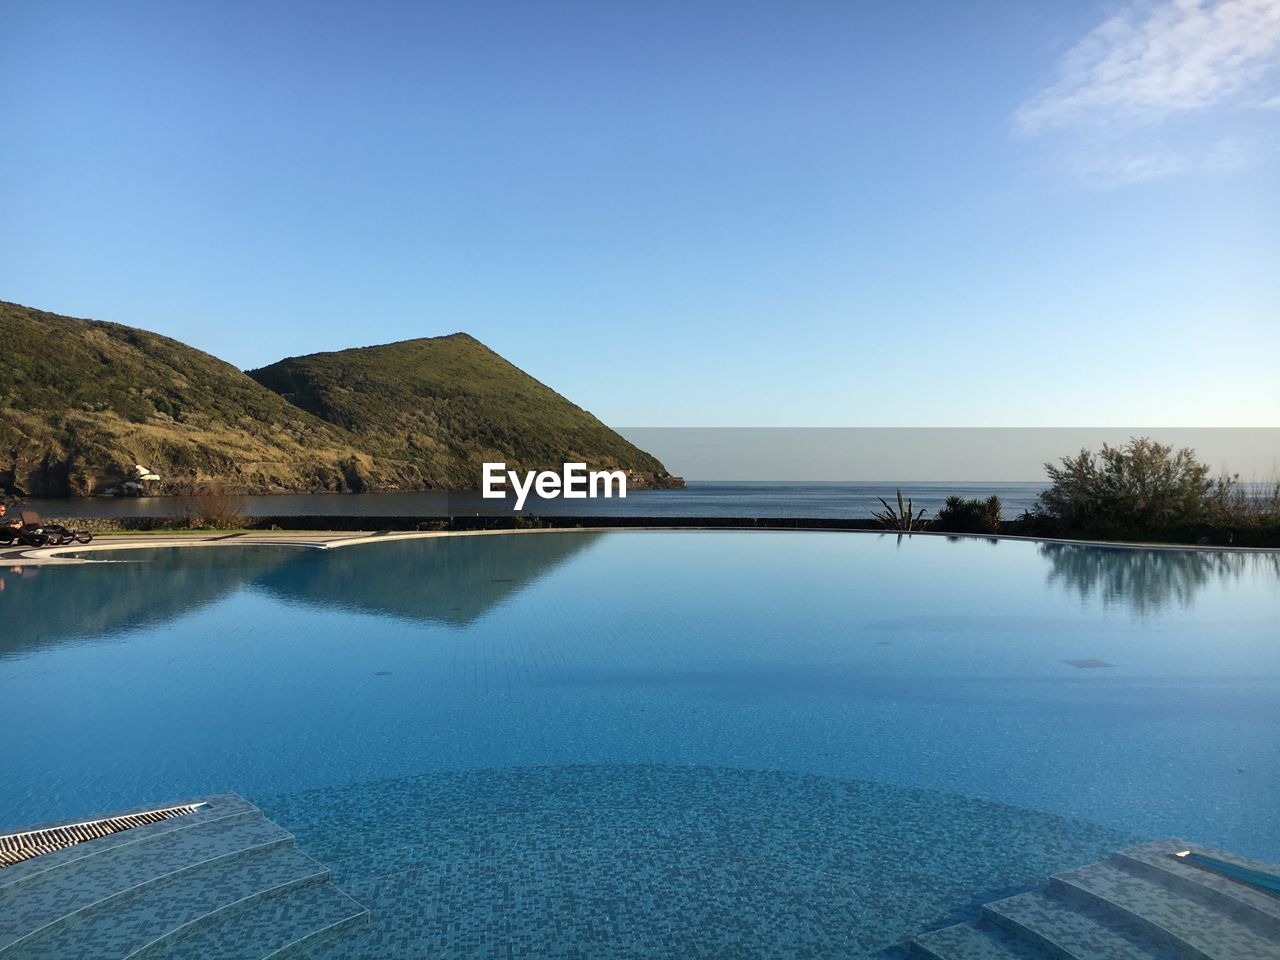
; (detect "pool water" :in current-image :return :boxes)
[2,531,1278,957]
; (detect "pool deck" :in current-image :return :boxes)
[4,525,1278,566]
[0,527,617,566]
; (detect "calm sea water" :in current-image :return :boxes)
[2,531,1277,957]
[28,480,1046,519]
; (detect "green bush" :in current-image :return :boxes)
[933,495,1002,534]
[1036,437,1211,535]
[1031,437,1280,545]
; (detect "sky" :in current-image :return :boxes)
[2,0,1278,428]
[620,428,1280,480]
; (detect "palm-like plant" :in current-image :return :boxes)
[872,489,929,531]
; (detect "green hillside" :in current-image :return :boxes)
[0,301,678,497]
[0,301,413,496]
[248,334,678,488]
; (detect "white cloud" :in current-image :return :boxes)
[1066,136,1260,185]
[1076,149,1191,185]
[1017,0,1280,133]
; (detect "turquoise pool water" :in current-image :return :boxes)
[2,531,1278,957]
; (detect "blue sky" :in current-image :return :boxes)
[2,0,1277,427]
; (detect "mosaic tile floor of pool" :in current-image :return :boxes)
[262,764,1143,959]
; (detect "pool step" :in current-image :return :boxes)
[0,793,260,898]
[983,890,1175,959]
[0,803,206,869]
[0,794,366,960]
[910,839,1280,960]
[1050,860,1277,959]
[1110,841,1280,938]
[909,920,1058,959]
[151,881,368,960]
[0,812,294,950]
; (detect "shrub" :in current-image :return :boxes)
[177,482,245,530]
[1030,437,1280,545]
[1204,473,1280,523]
[933,495,1002,534]
[1035,437,1213,536]
[872,489,929,531]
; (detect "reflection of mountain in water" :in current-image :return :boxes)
[1039,543,1280,616]
[251,533,603,627]
[0,533,603,658]
[0,547,299,660]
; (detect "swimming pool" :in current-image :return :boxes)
[3,531,1278,957]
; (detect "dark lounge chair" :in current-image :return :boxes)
[3,511,51,548]
[0,511,92,548]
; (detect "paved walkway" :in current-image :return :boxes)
[4,525,1276,567]
[0,527,606,566]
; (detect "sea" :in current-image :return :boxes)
[25,481,1046,520]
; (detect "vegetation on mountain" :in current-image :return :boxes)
[0,301,677,497]
[248,334,676,488]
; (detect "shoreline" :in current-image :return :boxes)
[6,520,1279,567]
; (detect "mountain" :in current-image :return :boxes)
[0,301,677,497]
[247,334,676,489]
[0,301,397,496]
